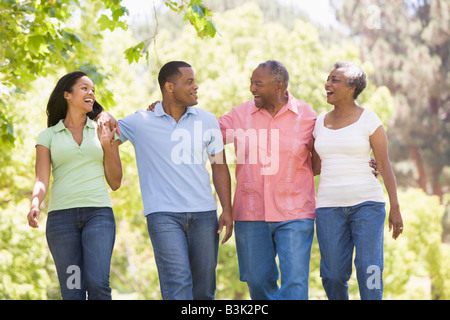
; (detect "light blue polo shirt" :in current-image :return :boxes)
[118,102,224,216]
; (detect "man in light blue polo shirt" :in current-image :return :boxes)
[117,61,233,300]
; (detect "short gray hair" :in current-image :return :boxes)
[258,60,289,90]
[334,61,367,99]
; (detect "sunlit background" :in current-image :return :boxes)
[0,0,448,300]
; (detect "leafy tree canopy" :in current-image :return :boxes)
[0,0,215,147]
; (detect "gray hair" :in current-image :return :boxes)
[334,61,367,99]
[258,60,289,90]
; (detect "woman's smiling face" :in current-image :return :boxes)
[64,75,96,113]
[325,68,355,105]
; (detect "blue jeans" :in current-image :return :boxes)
[146,210,219,300]
[235,219,314,300]
[316,201,386,300]
[46,207,116,300]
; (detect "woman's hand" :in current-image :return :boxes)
[27,206,40,228]
[98,121,117,149]
[28,145,51,229]
[97,112,120,136]
[97,120,122,191]
[389,206,403,240]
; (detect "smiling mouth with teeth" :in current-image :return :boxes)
[326,91,334,97]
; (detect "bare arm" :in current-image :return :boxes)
[312,140,321,176]
[210,150,233,244]
[98,121,122,191]
[28,145,51,228]
[370,125,403,239]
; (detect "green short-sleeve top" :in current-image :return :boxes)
[36,118,112,212]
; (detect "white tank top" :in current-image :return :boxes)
[313,109,385,208]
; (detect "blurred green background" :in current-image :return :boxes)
[0,0,449,299]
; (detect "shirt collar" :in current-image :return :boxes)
[286,92,299,115]
[85,117,96,128]
[154,101,198,117]
[249,103,260,115]
[249,91,299,115]
[52,119,66,132]
[52,117,96,132]
[154,102,166,117]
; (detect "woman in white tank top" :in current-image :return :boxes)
[312,62,403,300]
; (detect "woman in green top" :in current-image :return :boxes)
[27,71,122,299]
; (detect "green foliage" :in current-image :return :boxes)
[0,108,14,145]
[0,0,448,300]
[0,200,59,299]
[163,0,217,38]
[0,0,124,147]
[97,0,129,32]
[393,189,450,299]
[0,0,119,86]
[124,41,145,64]
[0,0,214,146]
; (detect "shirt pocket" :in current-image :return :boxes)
[275,182,301,214]
[241,182,263,214]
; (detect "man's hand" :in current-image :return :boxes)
[218,208,233,245]
[370,157,379,178]
[147,101,160,112]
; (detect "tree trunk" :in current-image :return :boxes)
[408,145,427,191]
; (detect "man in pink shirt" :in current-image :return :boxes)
[218,60,317,299]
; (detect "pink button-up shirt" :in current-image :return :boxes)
[219,92,317,222]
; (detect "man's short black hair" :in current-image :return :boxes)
[158,61,192,91]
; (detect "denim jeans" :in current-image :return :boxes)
[146,210,219,300]
[235,219,314,300]
[316,201,386,300]
[46,207,116,300]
